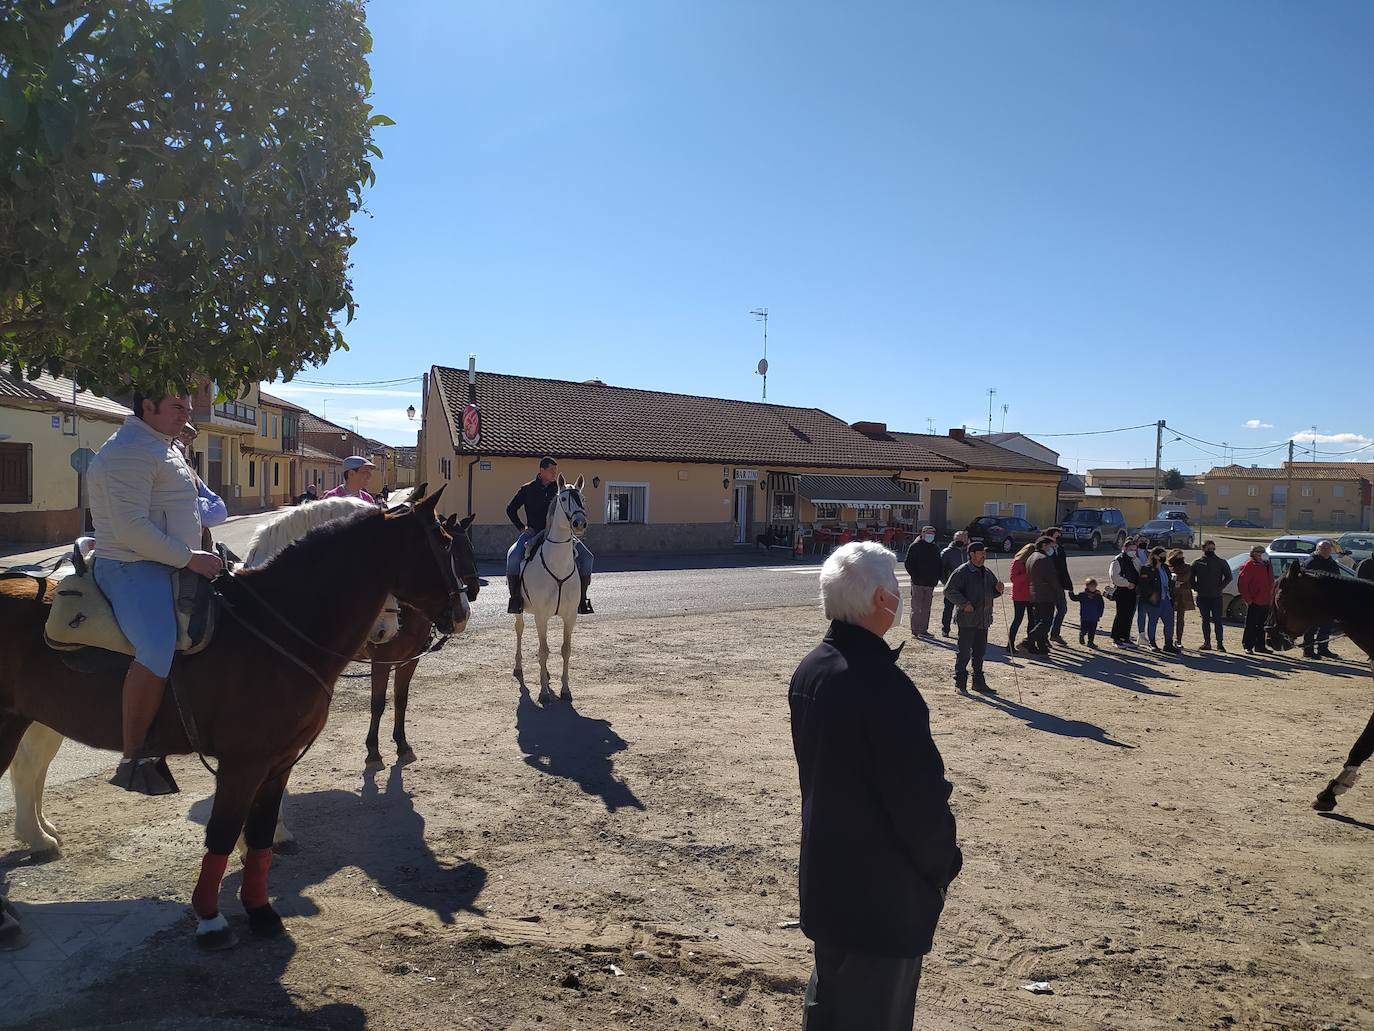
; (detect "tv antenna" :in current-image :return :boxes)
[925,417,936,434]
[1001,403,1010,432]
[986,387,997,435]
[750,307,769,400]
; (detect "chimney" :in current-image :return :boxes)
[467,353,477,403]
[851,421,889,440]
[948,427,966,442]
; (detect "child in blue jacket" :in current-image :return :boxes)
[1078,578,1106,647]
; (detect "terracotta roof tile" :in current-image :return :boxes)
[432,369,963,472]
[888,431,1065,475]
[1202,465,1369,481]
[0,369,130,420]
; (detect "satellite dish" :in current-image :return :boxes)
[757,358,769,375]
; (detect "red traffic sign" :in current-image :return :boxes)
[461,403,482,446]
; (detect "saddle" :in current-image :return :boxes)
[43,541,227,661]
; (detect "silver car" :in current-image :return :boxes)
[1335,531,1374,569]
[1221,548,1359,623]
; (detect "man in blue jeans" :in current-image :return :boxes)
[88,392,224,795]
[1189,540,1233,652]
[505,457,594,615]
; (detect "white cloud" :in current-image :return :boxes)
[1243,419,1273,429]
[1290,429,1374,448]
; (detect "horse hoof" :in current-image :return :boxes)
[195,914,238,952]
[1313,787,1339,813]
[559,689,572,702]
[272,839,301,856]
[364,757,385,772]
[246,904,285,939]
[28,845,61,864]
[538,690,556,704]
[397,748,417,766]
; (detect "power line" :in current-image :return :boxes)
[290,375,422,387]
[1015,421,1157,438]
[1169,427,1283,452]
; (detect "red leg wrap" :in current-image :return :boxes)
[241,847,273,910]
[192,852,230,918]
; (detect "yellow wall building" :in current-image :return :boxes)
[418,367,1063,557]
[0,371,130,543]
[1199,465,1370,531]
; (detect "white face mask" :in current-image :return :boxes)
[923,533,936,543]
[1125,548,1137,558]
[880,586,903,627]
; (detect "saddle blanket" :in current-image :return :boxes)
[44,558,216,658]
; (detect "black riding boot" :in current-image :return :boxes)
[578,575,594,615]
[507,574,524,615]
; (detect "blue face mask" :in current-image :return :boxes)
[1046,546,1056,557]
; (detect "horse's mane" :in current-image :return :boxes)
[243,497,379,569]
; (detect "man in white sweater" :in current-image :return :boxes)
[88,392,224,794]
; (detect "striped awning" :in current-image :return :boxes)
[798,474,922,507]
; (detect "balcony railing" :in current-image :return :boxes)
[214,400,257,424]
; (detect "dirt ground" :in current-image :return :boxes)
[5,602,1374,1030]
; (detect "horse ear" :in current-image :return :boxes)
[460,514,476,531]
[557,474,566,490]
[417,485,444,512]
[574,475,585,491]
[1285,561,1303,579]
[442,513,459,531]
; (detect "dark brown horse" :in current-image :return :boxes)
[363,513,478,770]
[1271,563,1374,812]
[0,486,473,950]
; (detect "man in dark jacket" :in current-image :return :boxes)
[938,530,970,637]
[505,457,594,615]
[1358,556,1374,581]
[1302,540,1342,659]
[944,540,1005,693]
[790,541,962,1029]
[1190,540,1233,651]
[903,524,942,638]
[1023,536,1060,654]
[1046,527,1074,645]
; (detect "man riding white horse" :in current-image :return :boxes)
[505,457,594,616]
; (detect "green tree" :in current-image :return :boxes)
[0,0,388,396]
[1163,467,1185,491]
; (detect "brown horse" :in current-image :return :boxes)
[0,486,471,950]
[1270,563,1374,812]
[363,513,478,770]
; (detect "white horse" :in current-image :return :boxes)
[514,475,588,704]
[7,495,398,857]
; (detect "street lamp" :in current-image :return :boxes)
[406,404,416,421]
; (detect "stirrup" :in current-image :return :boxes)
[110,756,180,796]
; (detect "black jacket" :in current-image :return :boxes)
[506,477,556,534]
[1307,554,1342,576]
[1051,544,1072,591]
[789,621,962,957]
[1359,557,1374,581]
[904,539,943,588]
[1190,552,1233,598]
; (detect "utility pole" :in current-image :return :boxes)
[749,308,769,400]
[1151,419,1165,515]
[1285,440,1294,532]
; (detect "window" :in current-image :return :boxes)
[853,506,878,520]
[984,501,999,516]
[772,491,796,521]
[0,442,32,504]
[271,415,278,439]
[1216,507,1231,520]
[1247,485,1259,497]
[207,436,224,491]
[814,502,839,519]
[260,412,268,436]
[896,479,923,502]
[1299,509,1314,526]
[1300,486,1313,497]
[1012,503,1027,519]
[1218,484,1229,497]
[1333,485,1345,498]
[1332,510,1345,527]
[273,462,279,487]
[1246,507,1260,521]
[606,482,649,524]
[248,460,256,487]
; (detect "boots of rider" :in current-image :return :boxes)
[578,574,594,615]
[109,662,179,795]
[507,574,524,615]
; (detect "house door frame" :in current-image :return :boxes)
[733,484,753,544]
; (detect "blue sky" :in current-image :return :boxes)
[267,1,1374,473]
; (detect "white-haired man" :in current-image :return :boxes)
[1302,539,1342,659]
[789,541,963,1029]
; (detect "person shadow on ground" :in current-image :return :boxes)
[514,676,645,813]
[189,763,487,928]
[966,690,1134,748]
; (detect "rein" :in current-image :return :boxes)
[521,486,584,614]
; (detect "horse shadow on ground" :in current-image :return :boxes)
[1318,812,1374,833]
[514,675,644,813]
[189,763,487,927]
[967,690,1134,748]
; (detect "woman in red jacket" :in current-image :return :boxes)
[1237,545,1276,655]
[1006,543,1033,651]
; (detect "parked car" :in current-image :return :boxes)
[1134,519,1195,550]
[1335,531,1374,569]
[1156,509,1191,523]
[1222,548,1359,623]
[1060,507,1129,551]
[1224,518,1263,529]
[964,515,1040,554]
[1266,535,1335,559]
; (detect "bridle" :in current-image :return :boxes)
[542,486,587,546]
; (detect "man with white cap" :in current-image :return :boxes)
[324,455,376,504]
